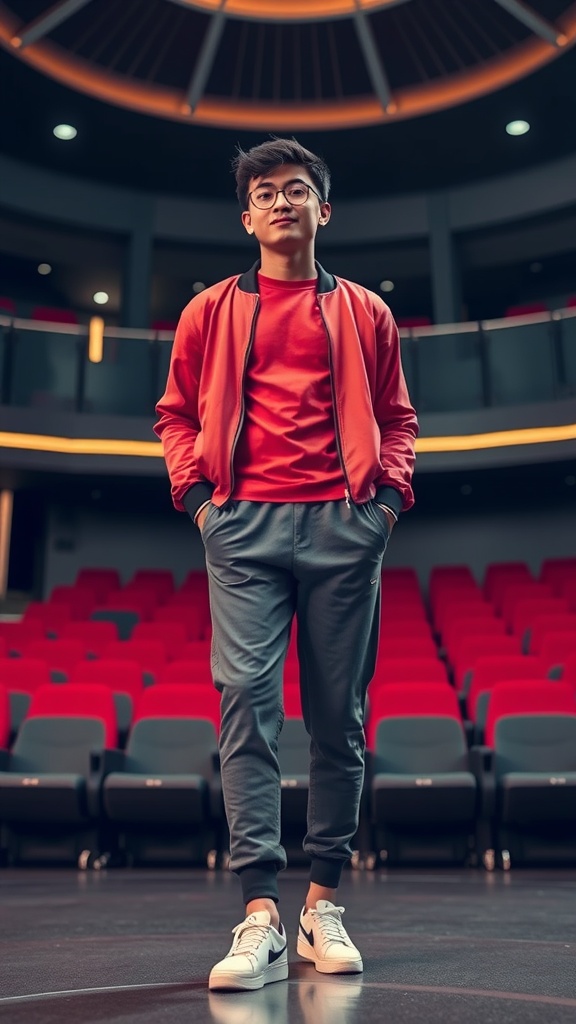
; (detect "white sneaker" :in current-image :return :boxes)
[209,911,288,991]
[297,900,363,974]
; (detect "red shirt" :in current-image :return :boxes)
[232,273,344,501]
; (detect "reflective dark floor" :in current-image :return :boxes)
[1,867,575,1023]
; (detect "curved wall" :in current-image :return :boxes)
[1,151,576,244]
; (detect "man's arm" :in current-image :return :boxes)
[154,305,214,515]
[372,300,419,516]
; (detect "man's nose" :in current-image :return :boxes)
[272,189,291,209]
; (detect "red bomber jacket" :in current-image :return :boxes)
[154,261,419,519]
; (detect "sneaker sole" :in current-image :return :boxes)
[208,958,289,991]
[296,938,363,975]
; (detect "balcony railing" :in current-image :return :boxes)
[1,307,575,418]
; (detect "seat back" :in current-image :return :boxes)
[126,717,217,776]
[10,716,106,773]
[70,659,143,701]
[0,658,51,693]
[485,681,575,748]
[373,716,468,774]
[494,714,576,777]
[159,660,213,686]
[133,684,221,731]
[371,657,448,686]
[0,685,9,748]
[467,655,547,719]
[366,683,461,749]
[27,683,117,748]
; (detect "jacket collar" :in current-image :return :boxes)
[238,260,336,295]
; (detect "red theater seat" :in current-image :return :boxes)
[283,684,303,718]
[0,658,51,694]
[0,621,44,654]
[70,659,144,702]
[26,683,118,749]
[31,305,79,324]
[102,640,168,678]
[131,622,188,660]
[527,614,576,656]
[540,631,576,672]
[366,683,461,749]
[485,680,575,748]
[76,568,121,597]
[133,683,221,732]
[60,620,119,653]
[371,657,448,688]
[504,302,548,317]
[466,655,548,721]
[159,660,213,687]
[25,640,88,678]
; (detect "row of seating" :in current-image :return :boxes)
[1,679,574,870]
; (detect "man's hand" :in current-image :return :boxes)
[374,502,396,534]
[195,504,211,531]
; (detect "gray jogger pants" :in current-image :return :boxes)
[200,499,390,903]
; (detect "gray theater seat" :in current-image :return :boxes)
[370,716,479,866]
[101,717,223,866]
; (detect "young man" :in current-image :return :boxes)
[155,138,418,991]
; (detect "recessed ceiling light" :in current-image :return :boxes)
[380,280,394,293]
[192,281,206,293]
[37,263,52,275]
[506,120,530,137]
[53,123,77,140]
[93,291,109,305]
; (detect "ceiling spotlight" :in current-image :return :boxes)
[192,281,206,293]
[380,280,395,293]
[37,263,52,275]
[93,291,109,305]
[53,124,77,140]
[506,120,530,137]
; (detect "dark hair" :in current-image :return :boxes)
[232,137,331,210]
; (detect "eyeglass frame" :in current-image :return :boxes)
[248,180,324,210]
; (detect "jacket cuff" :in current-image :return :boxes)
[182,482,215,521]
[374,486,403,518]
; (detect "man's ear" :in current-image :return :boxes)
[318,202,331,227]
[241,211,254,235]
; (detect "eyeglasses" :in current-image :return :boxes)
[248,182,322,210]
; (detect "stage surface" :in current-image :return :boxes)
[1,867,575,1023]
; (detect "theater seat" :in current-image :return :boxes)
[0,658,51,735]
[367,684,479,867]
[101,687,224,866]
[0,684,117,866]
[477,681,576,868]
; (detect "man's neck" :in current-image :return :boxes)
[259,249,317,281]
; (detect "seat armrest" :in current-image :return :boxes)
[87,748,124,818]
[469,745,495,819]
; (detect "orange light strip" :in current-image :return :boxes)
[0,489,14,599]
[0,424,575,459]
[178,0,397,18]
[1,7,575,129]
[88,316,104,363]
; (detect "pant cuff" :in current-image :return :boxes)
[238,862,280,904]
[309,857,345,889]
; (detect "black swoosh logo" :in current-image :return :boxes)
[268,943,287,964]
[299,922,314,947]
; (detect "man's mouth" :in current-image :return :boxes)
[271,217,297,225]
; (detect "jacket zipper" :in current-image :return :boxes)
[318,295,353,509]
[228,295,260,499]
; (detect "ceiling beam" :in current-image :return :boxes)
[492,0,567,47]
[353,0,395,112]
[184,0,228,113]
[12,0,96,49]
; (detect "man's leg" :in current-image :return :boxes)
[202,501,295,990]
[293,499,388,973]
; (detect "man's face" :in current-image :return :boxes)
[241,163,331,251]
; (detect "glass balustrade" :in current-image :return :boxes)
[0,309,574,417]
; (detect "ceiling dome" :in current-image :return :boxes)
[1,0,575,129]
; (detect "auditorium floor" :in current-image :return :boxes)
[1,866,575,1023]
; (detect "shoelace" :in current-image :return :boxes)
[230,920,272,960]
[309,906,350,949]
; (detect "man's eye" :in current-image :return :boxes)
[288,187,306,198]
[255,191,273,201]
